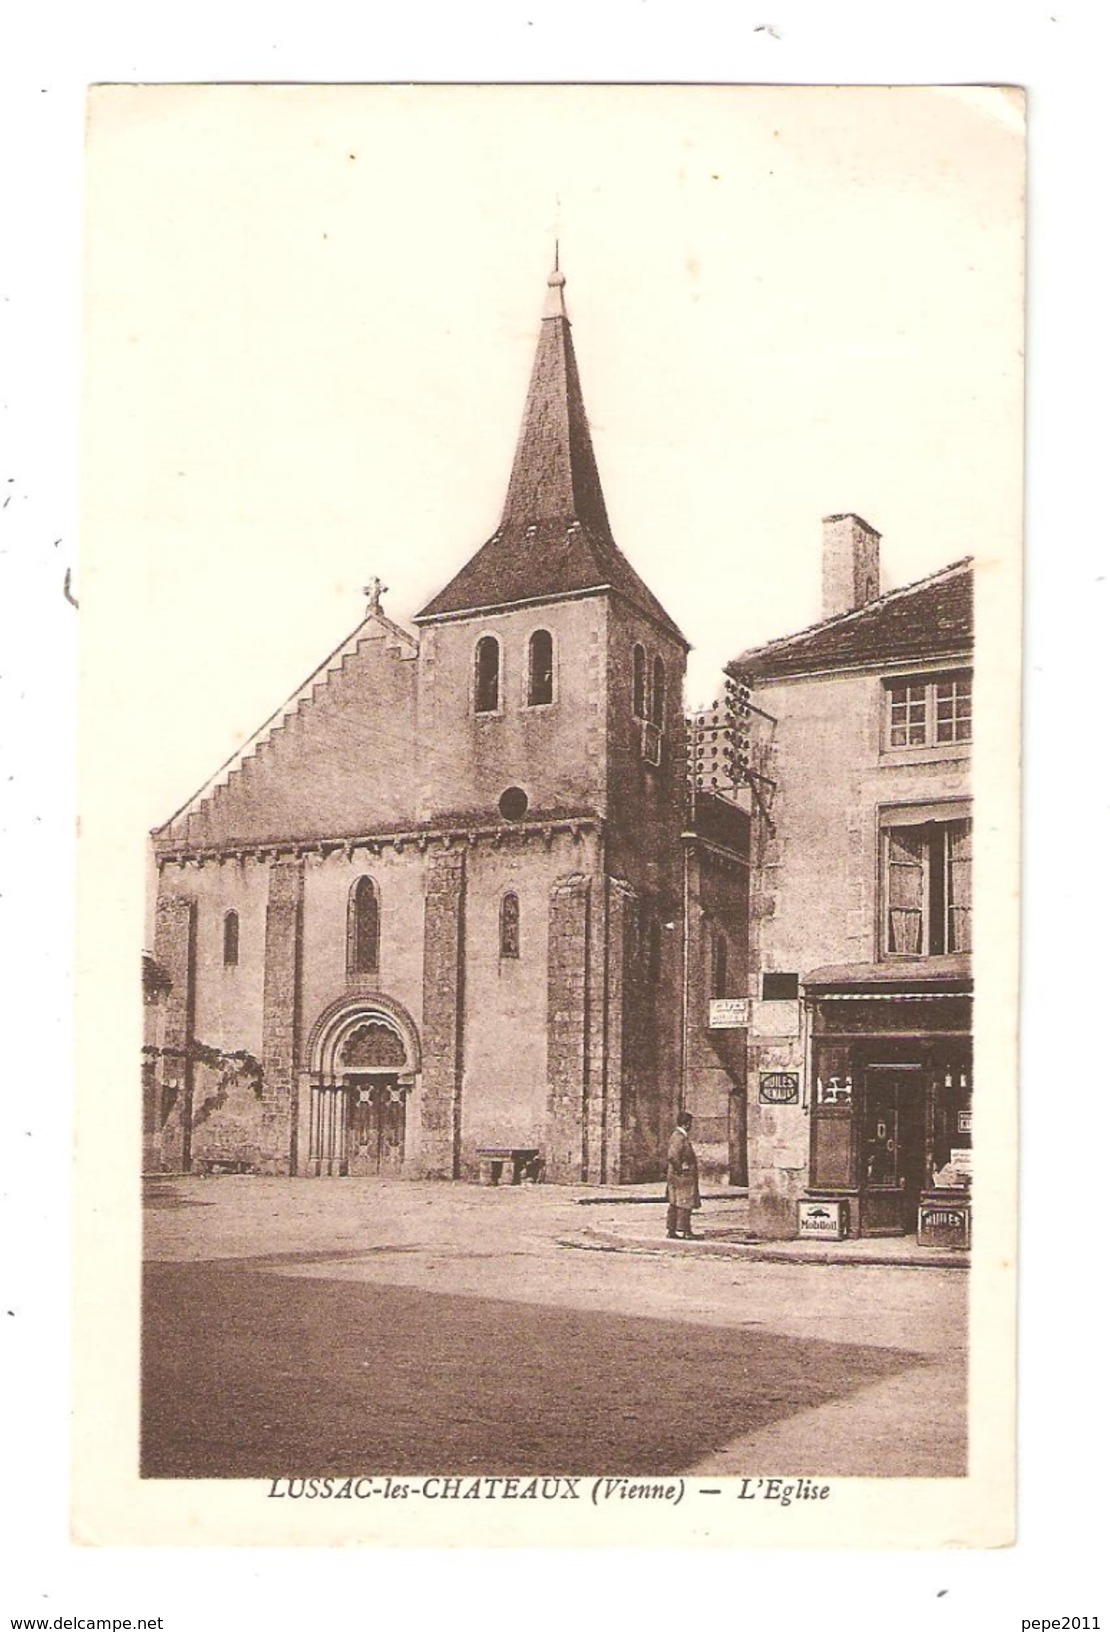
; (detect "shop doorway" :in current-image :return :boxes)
[860,1066,926,1235]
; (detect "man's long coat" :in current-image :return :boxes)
[665,1128,700,1210]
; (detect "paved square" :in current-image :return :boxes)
[142,1178,967,1480]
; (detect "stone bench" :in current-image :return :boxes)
[477,1147,543,1186]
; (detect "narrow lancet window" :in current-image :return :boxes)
[223,910,239,968]
[500,892,520,959]
[347,876,380,978]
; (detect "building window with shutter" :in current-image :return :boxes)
[500,892,520,959]
[223,910,239,967]
[946,819,972,952]
[527,629,554,706]
[883,817,971,957]
[347,876,380,979]
[885,672,972,749]
[474,635,501,715]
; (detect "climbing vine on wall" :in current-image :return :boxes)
[141,1042,265,1127]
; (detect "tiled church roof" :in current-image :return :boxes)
[728,557,973,681]
[416,268,687,647]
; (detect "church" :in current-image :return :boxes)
[143,265,748,1184]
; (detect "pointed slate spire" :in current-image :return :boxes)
[497,264,613,541]
[416,265,687,646]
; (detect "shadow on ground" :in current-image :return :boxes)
[142,1182,215,1211]
[142,1258,926,1479]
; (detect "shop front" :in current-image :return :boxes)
[802,959,972,1240]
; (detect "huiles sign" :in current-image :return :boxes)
[759,1070,800,1105]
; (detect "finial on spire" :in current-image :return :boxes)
[544,247,566,317]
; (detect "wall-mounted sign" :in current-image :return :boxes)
[751,999,801,1039]
[816,1075,853,1105]
[708,998,750,1029]
[948,1148,973,1174]
[798,1199,847,1240]
[759,1071,800,1105]
[957,1110,972,1134]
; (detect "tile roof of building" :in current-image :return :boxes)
[728,557,973,680]
[415,269,687,646]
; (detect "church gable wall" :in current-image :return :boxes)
[163,623,419,851]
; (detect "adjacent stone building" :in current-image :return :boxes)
[143,267,745,1184]
[733,518,973,1239]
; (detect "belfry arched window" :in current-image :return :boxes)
[475,635,501,715]
[633,644,647,719]
[527,629,554,706]
[223,910,239,968]
[500,892,520,959]
[651,656,666,729]
[347,876,380,979]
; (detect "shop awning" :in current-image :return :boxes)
[802,956,972,997]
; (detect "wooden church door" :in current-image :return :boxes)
[344,1076,405,1176]
[336,1017,408,1175]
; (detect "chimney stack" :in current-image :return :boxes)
[822,513,881,619]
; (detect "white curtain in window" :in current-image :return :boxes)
[887,829,925,954]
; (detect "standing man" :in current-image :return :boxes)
[666,1110,701,1239]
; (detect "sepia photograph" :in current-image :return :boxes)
[74,82,1023,1546]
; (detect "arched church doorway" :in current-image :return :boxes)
[303,998,420,1177]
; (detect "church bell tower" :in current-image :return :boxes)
[413,263,690,1182]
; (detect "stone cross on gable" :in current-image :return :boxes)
[363,576,388,612]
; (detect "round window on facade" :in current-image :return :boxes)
[498,786,529,821]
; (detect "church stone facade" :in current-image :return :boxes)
[144,267,697,1184]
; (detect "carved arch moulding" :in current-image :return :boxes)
[304,991,422,1081]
